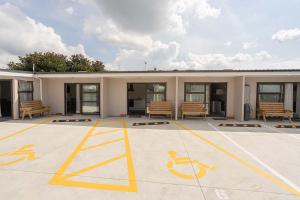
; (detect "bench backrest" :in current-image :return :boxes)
[20,100,44,110]
[259,102,285,113]
[149,101,172,111]
[181,101,207,112]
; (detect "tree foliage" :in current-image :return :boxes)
[8,52,105,72]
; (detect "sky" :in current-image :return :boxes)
[0,0,300,71]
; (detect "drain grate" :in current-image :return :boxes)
[52,119,92,123]
[132,121,170,126]
[219,123,261,127]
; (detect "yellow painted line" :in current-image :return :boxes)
[49,118,137,192]
[91,129,122,137]
[63,154,126,179]
[0,157,26,166]
[80,137,124,151]
[174,122,300,197]
[0,118,52,142]
[122,118,138,191]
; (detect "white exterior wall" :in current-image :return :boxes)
[178,77,235,118]
[42,78,101,115]
[245,76,300,118]
[233,76,245,121]
[106,77,176,117]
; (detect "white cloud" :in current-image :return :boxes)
[224,41,231,47]
[272,28,300,42]
[0,3,89,67]
[65,6,74,15]
[84,16,153,50]
[242,42,257,50]
[186,51,272,69]
[91,0,220,35]
[109,41,180,70]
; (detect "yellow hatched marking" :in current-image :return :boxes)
[80,137,124,151]
[63,154,126,179]
[91,129,122,137]
[0,118,52,141]
[174,122,300,197]
[49,118,137,192]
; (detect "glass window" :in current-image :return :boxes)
[18,81,33,102]
[146,83,166,104]
[81,84,99,114]
[82,102,99,113]
[257,83,284,103]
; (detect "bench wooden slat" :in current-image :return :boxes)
[149,101,172,119]
[20,100,50,120]
[181,101,207,120]
[258,102,292,122]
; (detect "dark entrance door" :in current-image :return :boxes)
[210,83,227,117]
[65,83,77,115]
[293,83,300,120]
[0,80,12,118]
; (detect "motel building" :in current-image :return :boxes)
[0,68,300,121]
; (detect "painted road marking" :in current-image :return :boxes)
[215,189,229,200]
[0,144,36,166]
[49,118,137,192]
[167,150,215,180]
[0,118,52,142]
[209,122,300,195]
[174,121,300,197]
[263,123,300,141]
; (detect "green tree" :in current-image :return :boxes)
[8,52,106,72]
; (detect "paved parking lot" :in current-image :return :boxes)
[0,116,300,200]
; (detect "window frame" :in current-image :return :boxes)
[145,83,167,105]
[256,82,285,103]
[80,83,100,115]
[18,80,33,102]
[184,82,209,106]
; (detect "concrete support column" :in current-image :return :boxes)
[233,76,245,121]
[39,78,43,101]
[12,79,19,119]
[175,76,178,120]
[296,83,300,116]
[284,83,293,112]
[100,77,104,119]
[76,84,80,114]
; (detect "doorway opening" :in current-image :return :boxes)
[210,83,227,117]
[0,80,12,119]
[127,83,166,116]
[184,82,227,118]
[65,83,100,115]
[65,83,77,115]
[293,83,300,120]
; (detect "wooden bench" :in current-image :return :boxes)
[20,100,50,120]
[258,102,292,122]
[149,101,172,119]
[181,101,207,120]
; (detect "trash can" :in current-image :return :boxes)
[244,103,251,121]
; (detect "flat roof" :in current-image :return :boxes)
[1,68,300,78]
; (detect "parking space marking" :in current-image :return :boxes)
[0,118,52,142]
[49,118,137,192]
[80,137,124,151]
[167,150,216,180]
[174,121,300,197]
[208,122,300,195]
[262,123,300,141]
[91,129,122,137]
[0,144,36,166]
